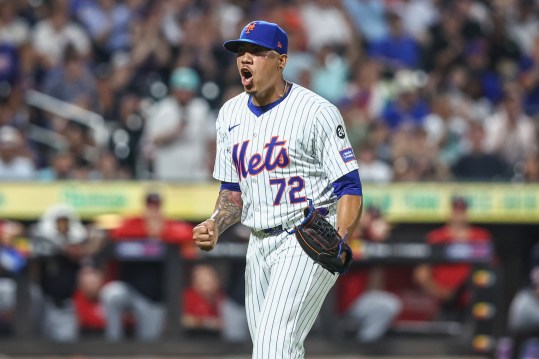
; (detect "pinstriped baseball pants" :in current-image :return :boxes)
[245,230,337,359]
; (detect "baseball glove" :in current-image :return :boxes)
[292,201,352,274]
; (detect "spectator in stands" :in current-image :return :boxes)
[341,0,387,45]
[62,122,96,166]
[281,14,313,86]
[0,126,35,181]
[394,0,438,43]
[519,35,539,116]
[143,67,215,182]
[299,0,354,53]
[381,70,430,130]
[369,121,392,164]
[77,0,134,61]
[182,263,224,337]
[451,122,510,181]
[38,150,75,181]
[0,44,19,89]
[422,7,465,74]
[423,93,468,166]
[31,2,91,69]
[100,191,192,341]
[125,6,173,99]
[0,0,30,47]
[336,205,402,343]
[108,92,144,178]
[343,59,388,122]
[506,0,539,56]
[413,196,492,321]
[90,150,129,180]
[463,39,504,105]
[71,160,93,181]
[32,203,91,341]
[486,13,521,80]
[445,66,492,125]
[17,42,39,90]
[0,89,29,130]
[368,11,420,70]
[42,44,98,110]
[310,45,350,104]
[484,90,537,166]
[357,142,393,183]
[391,127,447,181]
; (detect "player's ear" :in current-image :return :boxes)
[278,54,288,71]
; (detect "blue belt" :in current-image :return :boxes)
[261,206,330,236]
[262,225,286,235]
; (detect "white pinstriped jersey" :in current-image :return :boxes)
[213,83,358,231]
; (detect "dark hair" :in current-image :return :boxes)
[367,205,382,218]
[451,196,468,210]
[63,43,80,64]
[145,192,161,206]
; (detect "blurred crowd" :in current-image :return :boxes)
[0,192,253,342]
[0,0,538,182]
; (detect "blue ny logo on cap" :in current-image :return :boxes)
[224,20,288,55]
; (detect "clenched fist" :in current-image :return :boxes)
[193,219,219,251]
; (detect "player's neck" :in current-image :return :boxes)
[251,79,289,106]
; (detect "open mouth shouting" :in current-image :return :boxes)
[241,67,253,87]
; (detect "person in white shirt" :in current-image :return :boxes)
[484,91,537,165]
[143,67,215,181]
[0,126,35,181]
[0,0,30,46]
[32,3,91,69]
[357,142,393,183]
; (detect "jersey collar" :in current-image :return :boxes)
[248,83,293,117]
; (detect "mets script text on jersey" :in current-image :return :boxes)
[232,136,290,179]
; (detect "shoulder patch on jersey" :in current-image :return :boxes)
[339,147,355,163]
[336,125,346,139]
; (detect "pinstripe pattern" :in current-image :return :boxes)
[213,83,358,358]
[246,227,337,359]
[213,84,358,231]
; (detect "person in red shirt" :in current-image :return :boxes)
[100,191,193,341]
[182,264,224,336]
[73,266,106,332]
[110,192,194,245]
[413,196,492,321]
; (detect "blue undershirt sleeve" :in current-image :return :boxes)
[220,181,241,192]
[332,171,363,199]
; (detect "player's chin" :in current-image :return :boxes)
[243,84,255,94]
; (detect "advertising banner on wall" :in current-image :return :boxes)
[0,182,537,223]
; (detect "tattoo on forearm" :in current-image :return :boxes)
[211,190,243,235]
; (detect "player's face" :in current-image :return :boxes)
[236,44,284,96]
